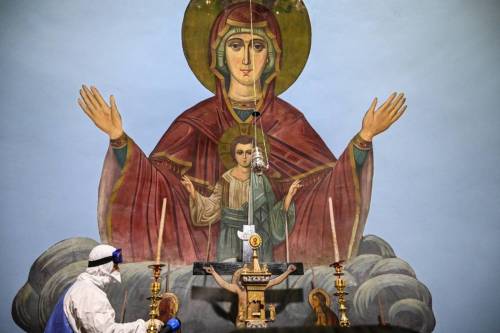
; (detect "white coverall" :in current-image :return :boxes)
[63,244,153,333]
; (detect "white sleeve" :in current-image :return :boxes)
[67,283,147,333]
[80,302,147,333]
[189,182,222,226]
[82,296,147,333]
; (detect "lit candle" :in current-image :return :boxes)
[328,196,340,263]
[155,198,167,264]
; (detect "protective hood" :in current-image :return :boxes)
[80,244,122,288]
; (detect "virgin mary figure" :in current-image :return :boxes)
[80,1,405,265]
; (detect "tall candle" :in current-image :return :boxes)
[328,196,340,263]
[285,213,290,263]
[155,198,167,264]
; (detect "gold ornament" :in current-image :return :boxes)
[332,261,350,327]
[249,233,262,248]
[146,263,165,333]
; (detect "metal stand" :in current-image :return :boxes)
[331,261,350,327]
[146,263,165,333]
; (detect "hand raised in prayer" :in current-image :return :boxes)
[181,175,196,200]
[78,85,124,140]
[284,179,302,212]
[359,92,406,141]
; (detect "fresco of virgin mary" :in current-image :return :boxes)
[86,1,403,265]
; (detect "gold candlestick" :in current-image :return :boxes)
[331,261,350,327]
[147,263,165,333]
[147,197,168,332]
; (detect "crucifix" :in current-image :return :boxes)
[237,224,255,263]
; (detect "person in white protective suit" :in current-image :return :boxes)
[47,244,163,333]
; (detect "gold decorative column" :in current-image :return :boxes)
[146,263,165,333]
[332,261,350,327]
[240,234,273,328]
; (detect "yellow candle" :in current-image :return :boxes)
[155,198,167,264]
[328,196,340,263]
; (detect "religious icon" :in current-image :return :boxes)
[308,288,338,327]
[158,292,180,323]
[77,0,406,266]
[12,3,439,333]
[249,233,261,248]
[180,135,300,262]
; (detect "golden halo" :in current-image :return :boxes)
[182,0,311,95]
[308,288,332,308]
[218,124,270,171]
[158,292,180,321]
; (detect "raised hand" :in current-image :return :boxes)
[181,175,196,200]
[78,85,124,140]
[359,92,406,141]
[203,265,215,274]
[284,179,302,211]
[287,264,297,272]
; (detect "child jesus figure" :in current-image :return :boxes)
[181,135,301,262]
